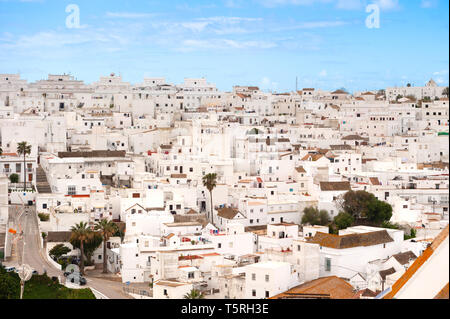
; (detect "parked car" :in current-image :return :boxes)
[70,275,87,286]
[5,266,16,272]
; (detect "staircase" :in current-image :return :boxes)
[36,165,52,193]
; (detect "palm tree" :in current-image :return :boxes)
[17,142,31,191]
[202,173,217,226]
[183,289,204,299]
[70,221,93,275]
[94,219,119,274]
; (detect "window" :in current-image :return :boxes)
[252,273,256,281]
[265,275,269,282]
[164,289,168,296]
[325,258,331,271]
[42,203,47,209]
[252,290,256,297]
[265,291,270,298]
[218,243,222,248]
[188,272,194,279]
[68,185,76,195]
[297,245,301,251]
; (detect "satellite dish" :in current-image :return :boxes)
[18,264,33,282]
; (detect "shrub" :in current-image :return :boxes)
[38,213,50,222]
[9,174,19,184]
[334,212,354,230]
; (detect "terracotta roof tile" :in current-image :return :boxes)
[309,230,393,249]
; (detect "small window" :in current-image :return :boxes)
[252,273,256,281]
[325,258,331,271]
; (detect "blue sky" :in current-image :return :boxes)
[0,0,448,92]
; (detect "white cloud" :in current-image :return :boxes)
[260,77,278,91]
[257,0,333,8]
[106,12,157,19]
[335,0,363,10]
[319,70,327,77]
[372,0,400,11]
[180,22,211,32]
[178,39,277,52]
[421,0,437,8]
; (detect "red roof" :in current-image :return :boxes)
[65,194,90,198]
[256,177,263,183]
[200,253,221,257]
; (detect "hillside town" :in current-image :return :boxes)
[0,73,448,299]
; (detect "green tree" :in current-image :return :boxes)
[9,173,19,184]
[366,199,392,224]
[49,244,71,261]
[333,212,354,230]
[183,289,204,299]
[71,231,102,266]
[94,219,119,274]
[319,210,331,225]
[202,173,217,226]
[17,141,31,191]
[0,270,20,299]
[335,190,375,219]
[336,190,393,226]
[0,147,2,156]
[443,87,449,98]
[69,222,94,275]
[301,207,330,226]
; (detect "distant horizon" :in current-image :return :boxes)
[2,71,447,94]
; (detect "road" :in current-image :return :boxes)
[7,204,132,299]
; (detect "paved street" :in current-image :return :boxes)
[4,204,132,299]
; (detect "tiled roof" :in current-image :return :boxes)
[309,230,394,249]
[319,181,351,191]
[170,174,187,178]
[217,207,241,220]
[330,144,352,150]
[434,283,449,299]
[360,288,379,298]
[58,150,126,158]
[369,177,381,185]
[301,153,324,161]
[384,225,449,299]
[379,267,396,280]
[270,276,355,299]
[295,166,306,173]
[331,89,348,94]
[341,134,366,141]
[392,251,417,265]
